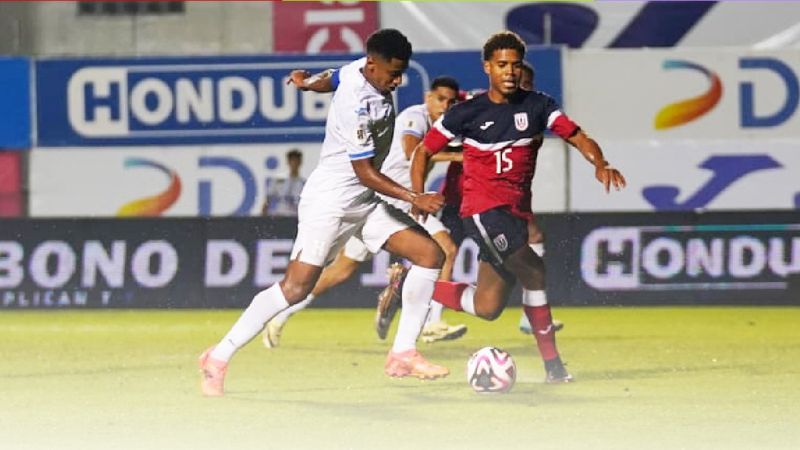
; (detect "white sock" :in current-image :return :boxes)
[522,289,548,306]
[460,285,477,316]
[426,300,444,325]
[271,294,314,327]
[391,265,440,353]
[524,244,547,317]
[210,284,290,362]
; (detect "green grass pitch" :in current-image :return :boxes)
[1,307,798,450]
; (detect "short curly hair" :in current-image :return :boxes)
[482,31,526,61]
[366,28,413,62]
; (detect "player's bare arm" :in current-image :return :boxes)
[401,133,422,160]
[286,69,336,93]
[350,158,443,214]
[430,152,463,163]
[567,129,627,193]
[409,142,436,219]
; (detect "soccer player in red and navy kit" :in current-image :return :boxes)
[411,31,626,383]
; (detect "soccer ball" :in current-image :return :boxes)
[466,346,516,393]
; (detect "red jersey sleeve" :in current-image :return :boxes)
[548,111,579,140]
[541,94,579,140]
[423,103,471,154]
[422,127,450,154]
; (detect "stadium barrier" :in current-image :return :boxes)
[1,212,798,309]
[0,217,481,309]
[541,210,800,306]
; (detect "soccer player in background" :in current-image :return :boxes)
[199,29,450,397]
[410,31,626,383]
[261,76,468,348]
[261,149,305,217]
[517,60,563,335]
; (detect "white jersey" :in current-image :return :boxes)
[301,57,396,209]
[379,103,431,194]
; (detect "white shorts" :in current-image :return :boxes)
[420,213,447,237]
[382,194,447,237]
[291,198,418,267]
[342,209,448,263]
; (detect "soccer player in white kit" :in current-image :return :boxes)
[199,29,449,397]
[261,77,468,347]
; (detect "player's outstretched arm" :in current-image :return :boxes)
[286,69,336,93]
[567,130,627,193]
[351,158,443,214]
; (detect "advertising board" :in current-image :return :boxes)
[566,49,800,140]
[541,211,800,305]
[0,218,484,309]
[569,140,800,212]
[35,50,561,147]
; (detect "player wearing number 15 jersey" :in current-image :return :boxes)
[411,31,627,383]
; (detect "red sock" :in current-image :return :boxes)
[523,304,559,361]
[431,281,467,311]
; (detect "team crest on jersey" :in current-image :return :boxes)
[514,113,529,131]
[493,233,509,252]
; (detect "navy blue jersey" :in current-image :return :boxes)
[424,90,578,219]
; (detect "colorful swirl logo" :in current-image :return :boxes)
[654,60,722,130]
[117,158,181,217]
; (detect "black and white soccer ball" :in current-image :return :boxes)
[466,346,516,393]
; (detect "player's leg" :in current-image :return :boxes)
[361,202,447,379]
[418,213,467,342]
[375,261,406,340]
[380,227,449,379]
[263,239,366,348]
[200,260,323,396]
[375,206,467,341]
[519,218,564,334]
[503,243,572,383]
[431,258,514,320]
[430,209,520,320]
[313,238,370,297]
[200,209,349,396]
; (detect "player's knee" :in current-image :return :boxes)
[429,245,446,268]
[280,280,314,304]
[440,238,458,262]
[411,243,445,269]
[476,306,502,321]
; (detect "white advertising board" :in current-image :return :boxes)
[570,139,800,212]
[30,144,322,217]
[566,49,800,140]
[30,139,568,217]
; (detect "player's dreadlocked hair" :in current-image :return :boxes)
[482,31,526,61]
[366,29,413,62]
[430,76,460,93]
